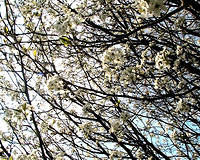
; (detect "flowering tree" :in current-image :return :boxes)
[0,0,200,159]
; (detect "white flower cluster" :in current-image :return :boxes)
[102,45,125,69]
[102,45,126,81]
[102,45,147,88]
[82,103,92,115]
[136,0,149,17]
[154,78,159,89]
[46,75,64,92]
[155,47,170,71]
[120,112,130,123]
[109,119,122,134]
[137,0,166,17]
[120,65,144,86]
[19,103,34,121]
[79,122,95,138]
[175,98,190,113]
[136,149,144,159]
[54,6,84,35]
[109,150,123,159]
[154,76,174,91]
[4,103,34,126]
[173,45,185,70]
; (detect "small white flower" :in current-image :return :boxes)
[136,149,143,159]
[175,98,190,112]
[176,45,183,55]
[155,48,170,70]
[137,0,149,17]
[109,119,121,133]
[154,78,159,89]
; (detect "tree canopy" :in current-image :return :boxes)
[0,0,200,159]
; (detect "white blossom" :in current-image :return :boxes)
[175,98,190,113]
[109,119,121,134]
[46,75,64,91]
